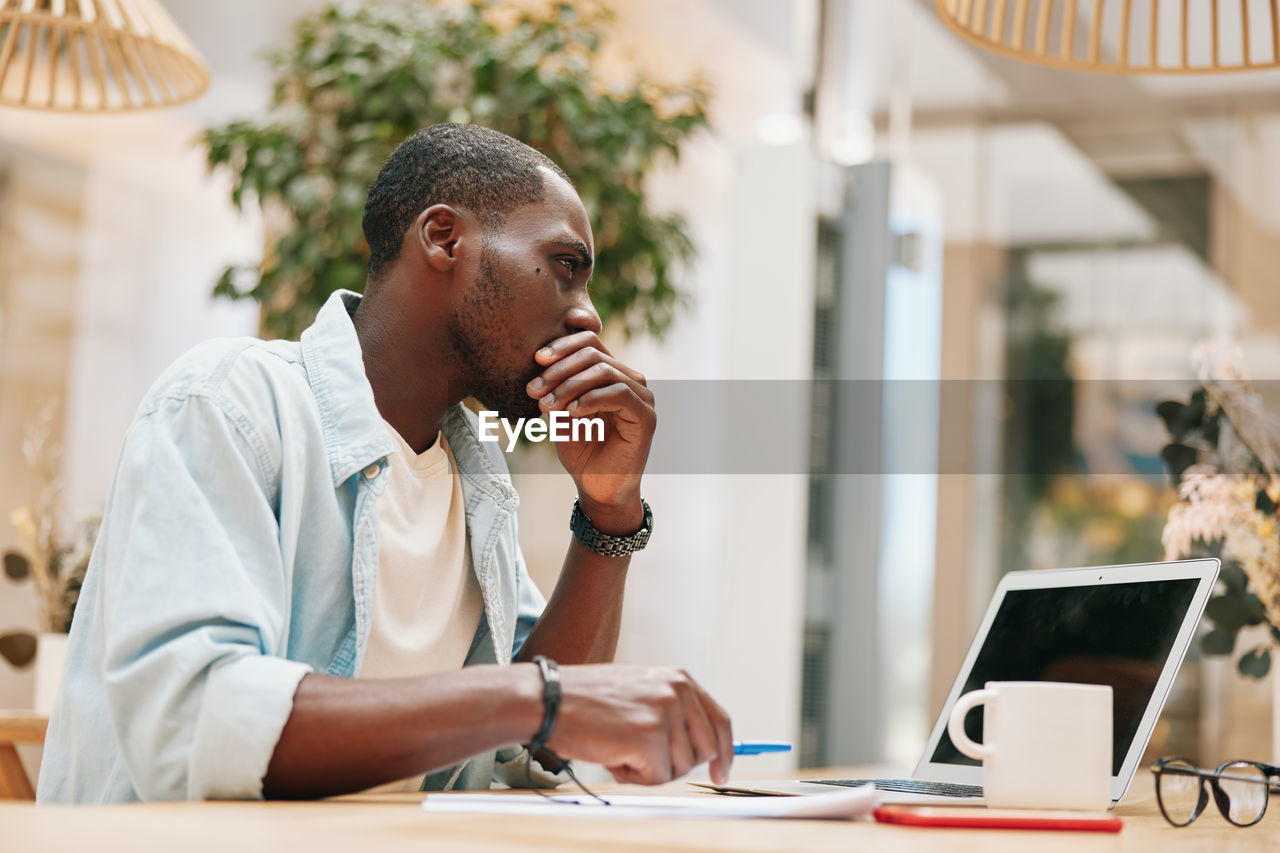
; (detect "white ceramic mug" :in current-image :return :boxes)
[946,681,1113,810]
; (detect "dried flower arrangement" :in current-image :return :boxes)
[1160,345,1280,678]
[0,401,98,669]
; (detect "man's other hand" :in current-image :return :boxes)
[527,332,655,534]
[544,664,733,786]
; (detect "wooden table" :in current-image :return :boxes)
[0,711,47,799]
[2,769,1277,851]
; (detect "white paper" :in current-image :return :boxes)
[421,783,877,820]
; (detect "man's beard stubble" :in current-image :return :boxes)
[446,245,543,421]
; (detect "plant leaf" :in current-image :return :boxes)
[1238,646,1272,678]
[1219,562,1249,595]
[1161,443,1200,484]
[1243,593,1269,625]
[1201,628,1237,655]
[0,631,37,668]
[1156,400,1188,440]
[1205,594,1255,632]
[3,551,30,581]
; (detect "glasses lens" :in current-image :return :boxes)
[1217,762,1268,826]
[1157,759,1205,826]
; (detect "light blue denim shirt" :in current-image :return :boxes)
[37,290,547,803]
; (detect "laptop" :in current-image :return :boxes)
[697,558,1220,806]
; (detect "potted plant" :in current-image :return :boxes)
[202,0,709,340]
[1,401,98,714]
[1159,345,1280,758]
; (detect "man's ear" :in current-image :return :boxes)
[414,204,466,272]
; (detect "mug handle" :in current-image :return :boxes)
[947,688,994,760]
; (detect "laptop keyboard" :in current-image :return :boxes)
[804,778,984,797]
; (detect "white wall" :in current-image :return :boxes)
[62,128,263,519]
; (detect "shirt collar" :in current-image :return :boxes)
[300,290,397,486]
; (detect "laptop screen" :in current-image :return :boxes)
[930,578,1201,775]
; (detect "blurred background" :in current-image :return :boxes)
[3,0,1280,787]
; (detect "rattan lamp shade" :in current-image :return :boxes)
[0,0,209,111]
[937,0,1280,74]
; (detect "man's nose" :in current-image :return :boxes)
[565,297,603,336]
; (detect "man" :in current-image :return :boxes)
[38,123,733,802]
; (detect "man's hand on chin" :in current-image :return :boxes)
[525,330,655,534]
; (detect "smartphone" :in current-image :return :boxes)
[873,805,1123,832]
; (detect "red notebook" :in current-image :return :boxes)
[874,805,1123,832]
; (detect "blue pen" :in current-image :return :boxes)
[732,741,792,755]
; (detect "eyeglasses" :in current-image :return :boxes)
[1150,757,1280,827]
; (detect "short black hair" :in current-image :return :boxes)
[362,123,569,280]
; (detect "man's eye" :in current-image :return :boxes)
[558,258,578,274]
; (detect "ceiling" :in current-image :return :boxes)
[160,0,1280,158]
[899,0,1280,126]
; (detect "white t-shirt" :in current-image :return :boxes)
[358,423,484,791]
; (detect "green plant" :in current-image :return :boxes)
[203,0,708,340]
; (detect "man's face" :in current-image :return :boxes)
[447,168,600,419]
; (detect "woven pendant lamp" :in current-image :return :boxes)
[0,0,209,111]
[937,0,1280,74]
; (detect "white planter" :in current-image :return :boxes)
[1275,662,1280,765]
[34,632,70,715]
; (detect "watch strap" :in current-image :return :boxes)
[570,498,652,557]
[531,655,560,753]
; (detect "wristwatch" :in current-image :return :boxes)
[569,498,653,557]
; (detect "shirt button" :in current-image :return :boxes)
[363,463,381,479]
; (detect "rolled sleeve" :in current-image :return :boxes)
[99,391,307,800]
[492,745,570,789]
[190,653,311,799]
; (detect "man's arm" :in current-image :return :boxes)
[504,333,733,785]
[264,665,541,798]
[265,488,734,797]
[92,392,316,801]
[516,330,656,667]
[264,661,733,798]
[515,537,632,665]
